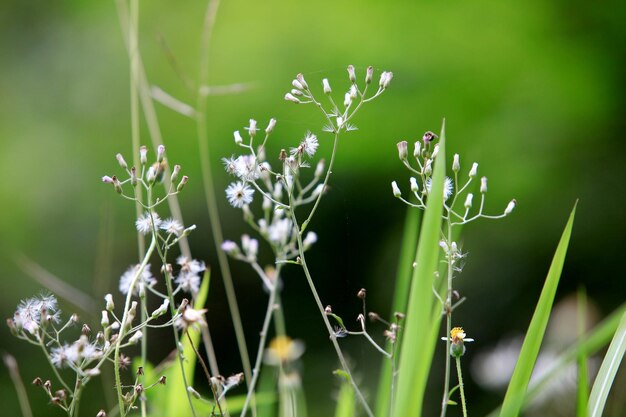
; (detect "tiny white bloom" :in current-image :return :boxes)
[268,218,292,246]
[234,155,260,181]
[136,212,162,235]
[391,181,401,198]
[226,181,254,208]
[464,193,474,209]
[504,199,517,215]
[119,264,157,296]
[160,218,184,236]
[425,177,454,201]
[303,231,318,249]
[221,240,239,254]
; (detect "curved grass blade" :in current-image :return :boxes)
[374,205,421,417]
[499,204,577,417]
[577,287,589,417]
[393,120,447,417]
[588,310,626,417]
[485,303,625,417]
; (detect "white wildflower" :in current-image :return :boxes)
[268,218,292,246]
[226,181,254,208]
[234,155,260,181]
[425,177,454,201]
[291,132,319,158]
[136,212,162,235]
[160,218,184,236]
[119,264,157,296]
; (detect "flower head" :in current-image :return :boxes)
[136,212,162,235]
[441,326,475,357]
[160,218,183,236]
[263,336,305,366]
[119,264,156,296]
[425,177,454,201]
[226,181,254,208]
[290,132,319,158]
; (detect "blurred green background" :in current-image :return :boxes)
[1,0,625,415]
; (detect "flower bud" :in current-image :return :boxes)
[248,119,257,137]
[170,165,181,183]
[265,118,277,134]
[365,66,374,84]
[105,294,114,311]
[423,159,432,176]
[422,131,437,144]
[292,79,304,90]
[469,162,478,178]
[431,144,440,159]
[480,176,488,193]
[347,65,356,83]
[130,167,138,186]
[128,330,143,345]
[112,176,122,194]
[504,199,517,215]
[177,175,189,192]
[116,153,128,170]
[187,386,202,399]
[452,154,460,172]
[349,85,358,100]
[101,311,109,327]
[151,299,170,318]
[414,141,421,157]
[357,288,366,299]
[303,231,318,249]
[379,71,393,88]
[102,176,114,184]
[157,145,165,163]
[397,141,408,161]
[221,240,239,255]
[284,93,300,103]
[296,73,309,90]
[315,159,325,177]
[234,130,243,145]
[321,78,332,94]
[325,305,333,314]
[391,181,401,198]
[464,193,473,209]
[139,146,148,165]
[410,177,419,193]
[344,92,352,108]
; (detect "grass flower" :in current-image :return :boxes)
[226,181,254,208]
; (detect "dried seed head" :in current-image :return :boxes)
[32,377,43,386]
[357,288,367,299]
[394,312,405,321]
[82,324,91,335]
[158,376,167,385]
[325,305,333,314]
[97,410,107,417]
[368,312,380,321]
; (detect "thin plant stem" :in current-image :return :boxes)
[113,236,157,417]
[185,332,224,416]
[195,0,255,411]
[239,278,279,417]
[440,221,454,417]
[2,353,34,417]
[456,356,468,417]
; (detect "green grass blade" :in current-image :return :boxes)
[335,378,356,417]
[499,204,577,417]
[577,287,589,417]
[588,311,626,417]
[164,269,211,416]
[374,205,421,417]
[485,303,625,417]
[393,121,447,417]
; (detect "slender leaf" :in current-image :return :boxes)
[588,311,626,417]
[486,303,625,417]
[374,205,421,417]
[499,204,577,417]
[393,120,447,417]
[164,269,211,416]
[577,287,589,417]
[335,379,356,417]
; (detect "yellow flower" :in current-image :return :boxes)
[263,336,305,366]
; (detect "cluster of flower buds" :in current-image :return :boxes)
[102,145,189,196]
[392,131,517,222]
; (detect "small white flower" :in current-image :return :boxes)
[290,132,319,158]
[128,330,143,344]
[391,181,401,198]
[14,294,60,335]
[268,218,292,246]
[303,232,317,249]
[241,235,259,260]
[222,156,238,175]
[175,271,201,294]
[221,240,239,254]
[226,181,254,208]
[410,177,419,193]
[425,177,454,201]
[160,218,184,236]
[177,307,207,329]
[234,155,260,181]
[464,193,474,209]
[119,264,157,296]
[136,212,162,235]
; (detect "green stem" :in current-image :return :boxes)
[113,236,157,417]
[455,356,468,417]
[440,221,454,417]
